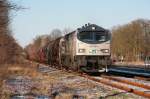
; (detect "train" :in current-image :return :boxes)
[34,23,111,73]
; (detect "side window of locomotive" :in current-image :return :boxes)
[65,34,69,41]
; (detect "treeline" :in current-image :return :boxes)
[112,19,150,61]
[0,0,22,64]
[25,28,72,61]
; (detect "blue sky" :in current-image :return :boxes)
[11,0,150,47]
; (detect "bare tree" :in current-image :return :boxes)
[0,0,22,64]
[50,29,62,40]
[111,19,150,62]
[25,34,52,61]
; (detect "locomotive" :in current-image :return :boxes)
[39,23,111,73]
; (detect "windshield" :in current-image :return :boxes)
[78,32,108,43]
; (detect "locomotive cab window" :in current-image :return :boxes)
[95,34,106,42]
[78,31,108,43]
[78,32,93,42]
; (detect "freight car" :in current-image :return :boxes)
[40,24,111,73]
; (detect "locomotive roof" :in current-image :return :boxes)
[64,24,108,36]
[77,24,107,32]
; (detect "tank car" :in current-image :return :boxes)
[46,37,64,68]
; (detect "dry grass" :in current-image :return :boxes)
[0,61,60,98]
[0,63,38,77]
[0,62,40,98]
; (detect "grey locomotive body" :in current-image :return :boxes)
[59,24,111,72]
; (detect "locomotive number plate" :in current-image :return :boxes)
[89,49,96,54]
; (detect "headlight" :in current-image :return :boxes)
[101,49,109,53]
[78,49,85,53]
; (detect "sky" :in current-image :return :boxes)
[11,0,150,47]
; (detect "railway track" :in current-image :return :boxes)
[101,75,150,90]
[37,64,150,98]
[80,74,150,98]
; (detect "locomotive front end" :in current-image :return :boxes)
[75,24,111,73]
